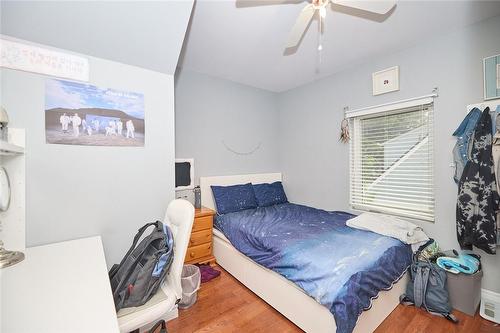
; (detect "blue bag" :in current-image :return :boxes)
[400,256,458,323]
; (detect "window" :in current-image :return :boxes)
[349,101,434,221]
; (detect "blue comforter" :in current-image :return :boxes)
[215,203,412,333]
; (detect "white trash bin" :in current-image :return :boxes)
[178,264,201,309]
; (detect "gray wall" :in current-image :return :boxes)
[1,44,176,267]
[276,15,500,292]
[175,70,280,183]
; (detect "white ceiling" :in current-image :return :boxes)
[0,1,194,75]
[180,0,500,92]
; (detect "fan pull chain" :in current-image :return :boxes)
[318,10,323,65]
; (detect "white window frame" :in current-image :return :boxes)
[347,95,436,222]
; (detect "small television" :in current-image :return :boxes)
[175,158,194,191]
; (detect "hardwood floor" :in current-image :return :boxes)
[167,266,500,333]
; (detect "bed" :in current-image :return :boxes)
[200,173,410,333]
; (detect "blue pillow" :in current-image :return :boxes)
[211,183,258,214]
[253,181,288,207]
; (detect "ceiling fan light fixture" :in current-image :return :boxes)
[282,0,397,50]
[319,6,327,18]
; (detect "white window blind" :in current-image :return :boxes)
[349,102,434,222]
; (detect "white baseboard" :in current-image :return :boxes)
[482,288,500,298]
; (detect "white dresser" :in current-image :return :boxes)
[1,236,120,333]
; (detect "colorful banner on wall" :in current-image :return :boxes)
[1,38,89,81]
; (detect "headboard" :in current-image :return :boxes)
[200,173,282,212]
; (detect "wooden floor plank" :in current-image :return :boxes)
[167,266,500,333]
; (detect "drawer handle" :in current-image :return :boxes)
[190,252,195,258]
[190,240,194,245]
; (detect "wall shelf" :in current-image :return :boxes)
[0,140,24,156]
[0,128,26,254]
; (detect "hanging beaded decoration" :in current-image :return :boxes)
[340,106,350,143]
[339,118,350,143]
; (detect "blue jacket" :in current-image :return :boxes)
[452,108,482,183]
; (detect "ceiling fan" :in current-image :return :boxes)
[237,0,397,50]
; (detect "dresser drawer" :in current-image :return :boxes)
[192,215,213,232]
[189,229,212,247]
[185,243,212,262]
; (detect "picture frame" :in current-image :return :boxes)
[483,54,500,100]
[45,79,145,146]
[372,66,399,96]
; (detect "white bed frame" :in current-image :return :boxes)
[200,173,408,333]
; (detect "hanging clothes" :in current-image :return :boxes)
[456,108,499,254]
[493,107,500,245]
[494,133,500,245]
[490,105,500,134]
[452,107,482,183]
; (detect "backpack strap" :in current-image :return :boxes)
[110,222,159,278]
[413,265,430,308]
[444,313,459,323]
[400,264,430,307]
[422,308,459,323]
[399,294,413,306]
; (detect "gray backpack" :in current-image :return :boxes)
[109,221,174,311]
[400,258,458,323]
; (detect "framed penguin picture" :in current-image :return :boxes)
[483,54,500,100]
[372,66,399,96]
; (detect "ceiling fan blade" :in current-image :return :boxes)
[286,4,316,49]
[236,0,306,8]
[331,0,396,14]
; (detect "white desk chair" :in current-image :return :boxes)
[117,199,195,333]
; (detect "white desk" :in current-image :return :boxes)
[1,236,120,333]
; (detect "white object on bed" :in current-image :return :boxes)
[201,173,408,333]
[346,212,429,244]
